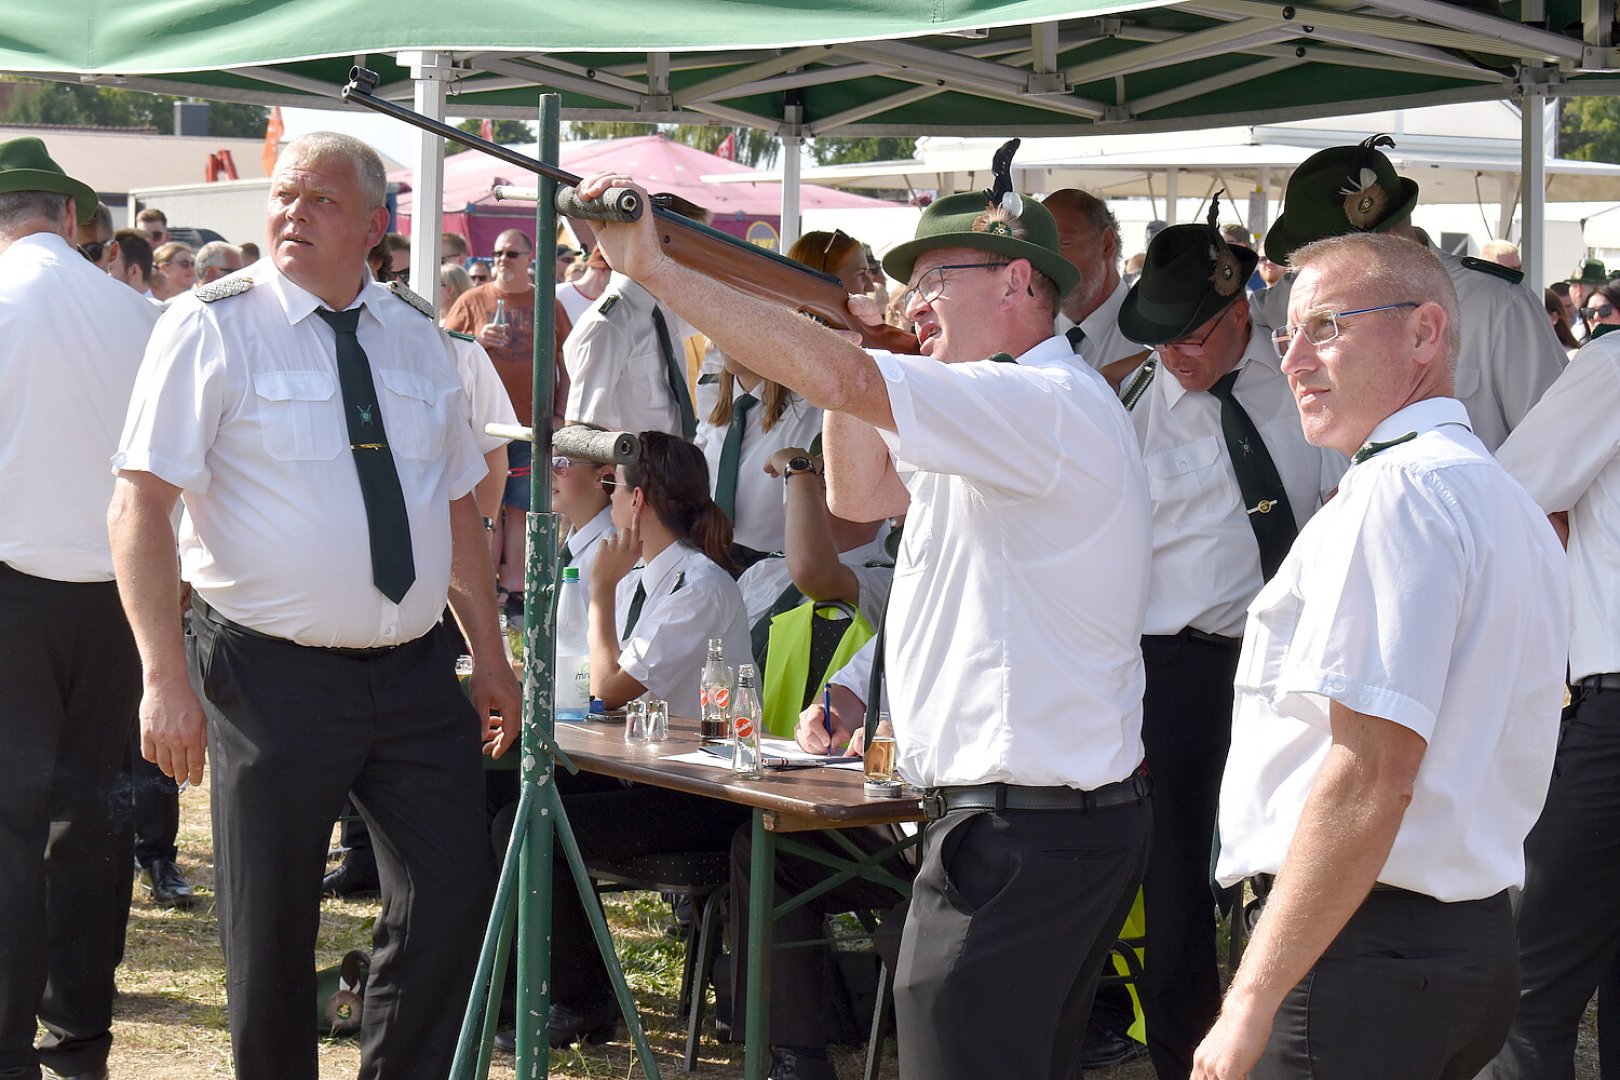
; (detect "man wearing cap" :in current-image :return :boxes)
[1566,258,1606,341]
[1191,232,1568,1080]
[1116,213,1346,1080]
[1043,188,1147,380]
[582,158,1153,1080]
[0,136,161,1080]
[1264,135,1564,451]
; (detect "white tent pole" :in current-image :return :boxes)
[1522,86,1547,289]
[780,136,803,252]
[401,50,450,311]
[1165,168,1180,225]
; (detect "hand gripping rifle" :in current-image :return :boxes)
[342,67,918,354]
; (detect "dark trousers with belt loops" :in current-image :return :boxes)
[0,564,139,1080]
[190,605,492,1080]
[893,790,1151,1080]
[1139,630,1241,1080]
[1481,681,1620,1080]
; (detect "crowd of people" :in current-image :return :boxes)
[0,120,1616,1080]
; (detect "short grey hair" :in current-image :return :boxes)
[0,190,69,233]
[1289,232,1461,373]
[196,240,241,271]
[278,131,388,210]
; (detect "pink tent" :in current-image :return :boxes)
[393,133,893,255]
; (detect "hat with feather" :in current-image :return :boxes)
[1263,134,1421,264]
[1118,194,1258,346]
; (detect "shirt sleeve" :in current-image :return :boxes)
[452,337,519,454]
[112,303,229,492]
[1487,280,1567,436]
[827,633,877,702]
[563,315,634,430]
[442,384,487,501]
[872,351,1121,499]
[1497,338,1620,513]
[1272,465,1470,742]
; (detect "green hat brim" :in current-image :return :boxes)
[0,137,99,227]
[1264,175,1420,264]
[884,229,1080,300]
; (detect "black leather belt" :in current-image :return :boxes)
[1144,627,1242,648]
[921,766,1151,821]
[1577,673,1620,693]
[1252,872,1416,896]
[192,596,402,658]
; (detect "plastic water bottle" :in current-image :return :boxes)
[554,567,590,722]
[731,664,763,780]
[699,638,732,745]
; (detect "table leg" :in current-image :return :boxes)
[744,808,775,1080]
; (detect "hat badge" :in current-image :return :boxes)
[1337,166,1389,230]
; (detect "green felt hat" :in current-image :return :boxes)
[0,137,97,226]
[1569,258,1608,285]
[1263,135,1420,265]
[883,191,1079,299]
[1120,204,1258,346]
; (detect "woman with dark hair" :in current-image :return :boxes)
[588,431,752,717]
[1583,282,1620,342]
[1545,288,1581,357]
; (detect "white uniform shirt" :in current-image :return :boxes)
[739,535,893,632]
[828,634,885,711]
[1130,324,1347,637]
[695,392,824,553]
[562,504,615,611]
[563,272,699,436]
[615,541,752,718]
[1,233,161,581]
[1055,278,1140,371]
[115,261,485,648]
[555,281,597,326]
[1260,253,1564,450]
[447,334,519,454]
[1216,398,1569,900]
[1497,334,1620,682]
[873,335,1152,789]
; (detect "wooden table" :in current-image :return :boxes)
[551,716,924,1080]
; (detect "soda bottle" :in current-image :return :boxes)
[553,567,590,722]
[731,664,763,780]
[698,638,732,745]
[491,297,508,327]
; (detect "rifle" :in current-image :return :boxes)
[342,67,918,354]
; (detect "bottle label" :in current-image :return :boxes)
[713,687,731,710]
[734,714,754,739]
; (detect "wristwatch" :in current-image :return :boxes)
[783,455,816,478]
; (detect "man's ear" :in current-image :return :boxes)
[1005,258,1035,306]
[365,206,390,250]
[1412,301,1447,367]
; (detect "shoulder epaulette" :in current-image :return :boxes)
[1120,356,1158,412]
[386,280,436,319]
[194,276,255,303]
[597,293,620,317]
[446,330,476,342]
[1460,256,1524,286]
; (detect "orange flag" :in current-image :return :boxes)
[480,118,494,142]
[262,106,284,175]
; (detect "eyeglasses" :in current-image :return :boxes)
[551,456,576,476]
[822,228,852,257]
[385,268,410,284]
[79,240,111,263]
[468,268,492,281]
[493,248,532,260]
[599,476,619,496]
[1581,303,1615,319]
[1270,302,1420,359]
[1159,309,1230,356]
[898,262,1012,311]
[163,258,196,270]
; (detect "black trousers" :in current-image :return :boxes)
[1481,683,1620,1080]
[1138,632,1240,1080]
[728,823,916,1048]
[1257,887,1517,1080]
[893,796,1152,1080]
[127,723,180,866]
[0,565,139,1078]
[191,608,492,1080]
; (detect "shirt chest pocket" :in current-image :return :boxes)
[251,370,343,461]
[376,368,454,461]
[1144,435,1224,510]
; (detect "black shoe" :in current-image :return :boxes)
[141,858,196,910]
[1077,1027,1145,1070]
[769,1045,840,1080]
[493,1028,515,1055]
[548,1002,618,1048]
[44,1067,110,1080]
[322,857,381,899]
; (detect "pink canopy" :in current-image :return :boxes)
[392,133,892,254]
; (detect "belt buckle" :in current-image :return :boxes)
[921,790,946,821]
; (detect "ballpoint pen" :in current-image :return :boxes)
[823,686,834,748]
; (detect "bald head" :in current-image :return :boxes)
[1043,189,1121,323]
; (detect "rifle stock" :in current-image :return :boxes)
[342,67,918,355]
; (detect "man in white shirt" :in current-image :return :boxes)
[1482,333,1620,1078]
[0,136,162,1080]
[1044,188,1145,380]
[107,132,518,1080]
[556,244,610,325]
[582,153,1154,1080]
[1192,233,1568,1080]
[1116,213,1346,1080]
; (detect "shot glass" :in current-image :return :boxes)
[644,699,670,742]
[624,700,648,743]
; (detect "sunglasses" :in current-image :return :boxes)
[493,248,532,260]
[79,240,112,263]
[163,258,196,270]
[1582,303,1615,319]
[599,476,619,496]
[822,228,852,257]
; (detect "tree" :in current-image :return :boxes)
[567,121,780,168]
[446,117,533,154]
[0,79,267,138]
[808,136,917,166]
[1560,97,1620,164]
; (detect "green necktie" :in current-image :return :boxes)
[559,540,574,567]
[622,581,647,638]
[1065,324,1086,352]
[1208,368,1296,582]
[1352,431,1417,466]
[650,307,697,440]
[315,307,416,605]
[714,392,758,523]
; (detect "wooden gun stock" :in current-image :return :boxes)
[342,67,918,355]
